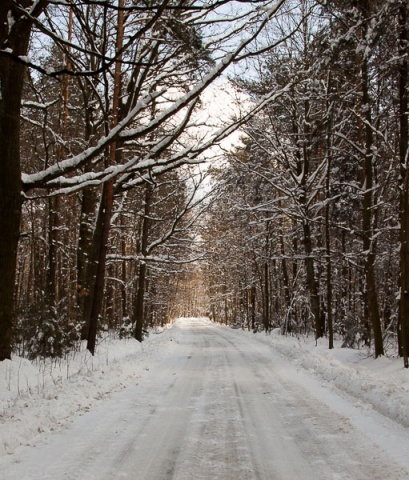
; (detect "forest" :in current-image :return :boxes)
[0,0,408,367]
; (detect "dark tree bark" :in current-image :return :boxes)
[134,183,153,342]
[302,218,322,339]
[77,78,101,336]
[86,0,124,354]
[250,285,256,330]
[0,1,47,360]
[358,0,384,358]
[292,91,321,339]
[361,61,383,358]
[87,180,115,354]
[398,1,409,367]
[277,199,292,334]
[325,75,334,350]
[263,261,270,333]
[120,214,128,320]
[77,185,98,337]
[46,196,59,306]
[325,160,333,349]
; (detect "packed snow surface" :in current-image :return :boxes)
[1,318,409,479]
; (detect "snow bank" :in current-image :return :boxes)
[0,327,175,458]
[250,329,409,428]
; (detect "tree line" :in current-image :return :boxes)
[202,0,409,366]
[0,0,297,360]
[0,1,408,368]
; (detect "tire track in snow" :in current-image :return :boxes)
[216,327,408,479]
[2,319,409,480]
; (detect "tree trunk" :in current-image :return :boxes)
[0,2,46,360]
[134,183,153,342]
[86,180,115,354]
[325,74,334,350]
[263,262,270,333]
[250,285,256,330]
[77,185,98,337]
[398,1,409,367]
[134,261,148,342]
[325,171,333,349]
[77,87,100,335]
[280,233,292,334]
[360,26,384,358]
[120,212,128,320]
[292,89,321,339]
[0,60,23,359]
[302,219,322,339]
[46,196,59,306]
[86,0,124,354]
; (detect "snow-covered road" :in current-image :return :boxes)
[3,318,409,479]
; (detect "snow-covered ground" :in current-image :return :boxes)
[0,325,176,457]
[1,318,409,478]
[253,327,409,428]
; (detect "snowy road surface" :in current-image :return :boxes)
[3,318,409,479]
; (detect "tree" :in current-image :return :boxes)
[1,0,300,359]
[355,0,384,357]
[0,0,48,360]
[202,0,404,361]
[398,0,409,367]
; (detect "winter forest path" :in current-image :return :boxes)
[3,318,408,479]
